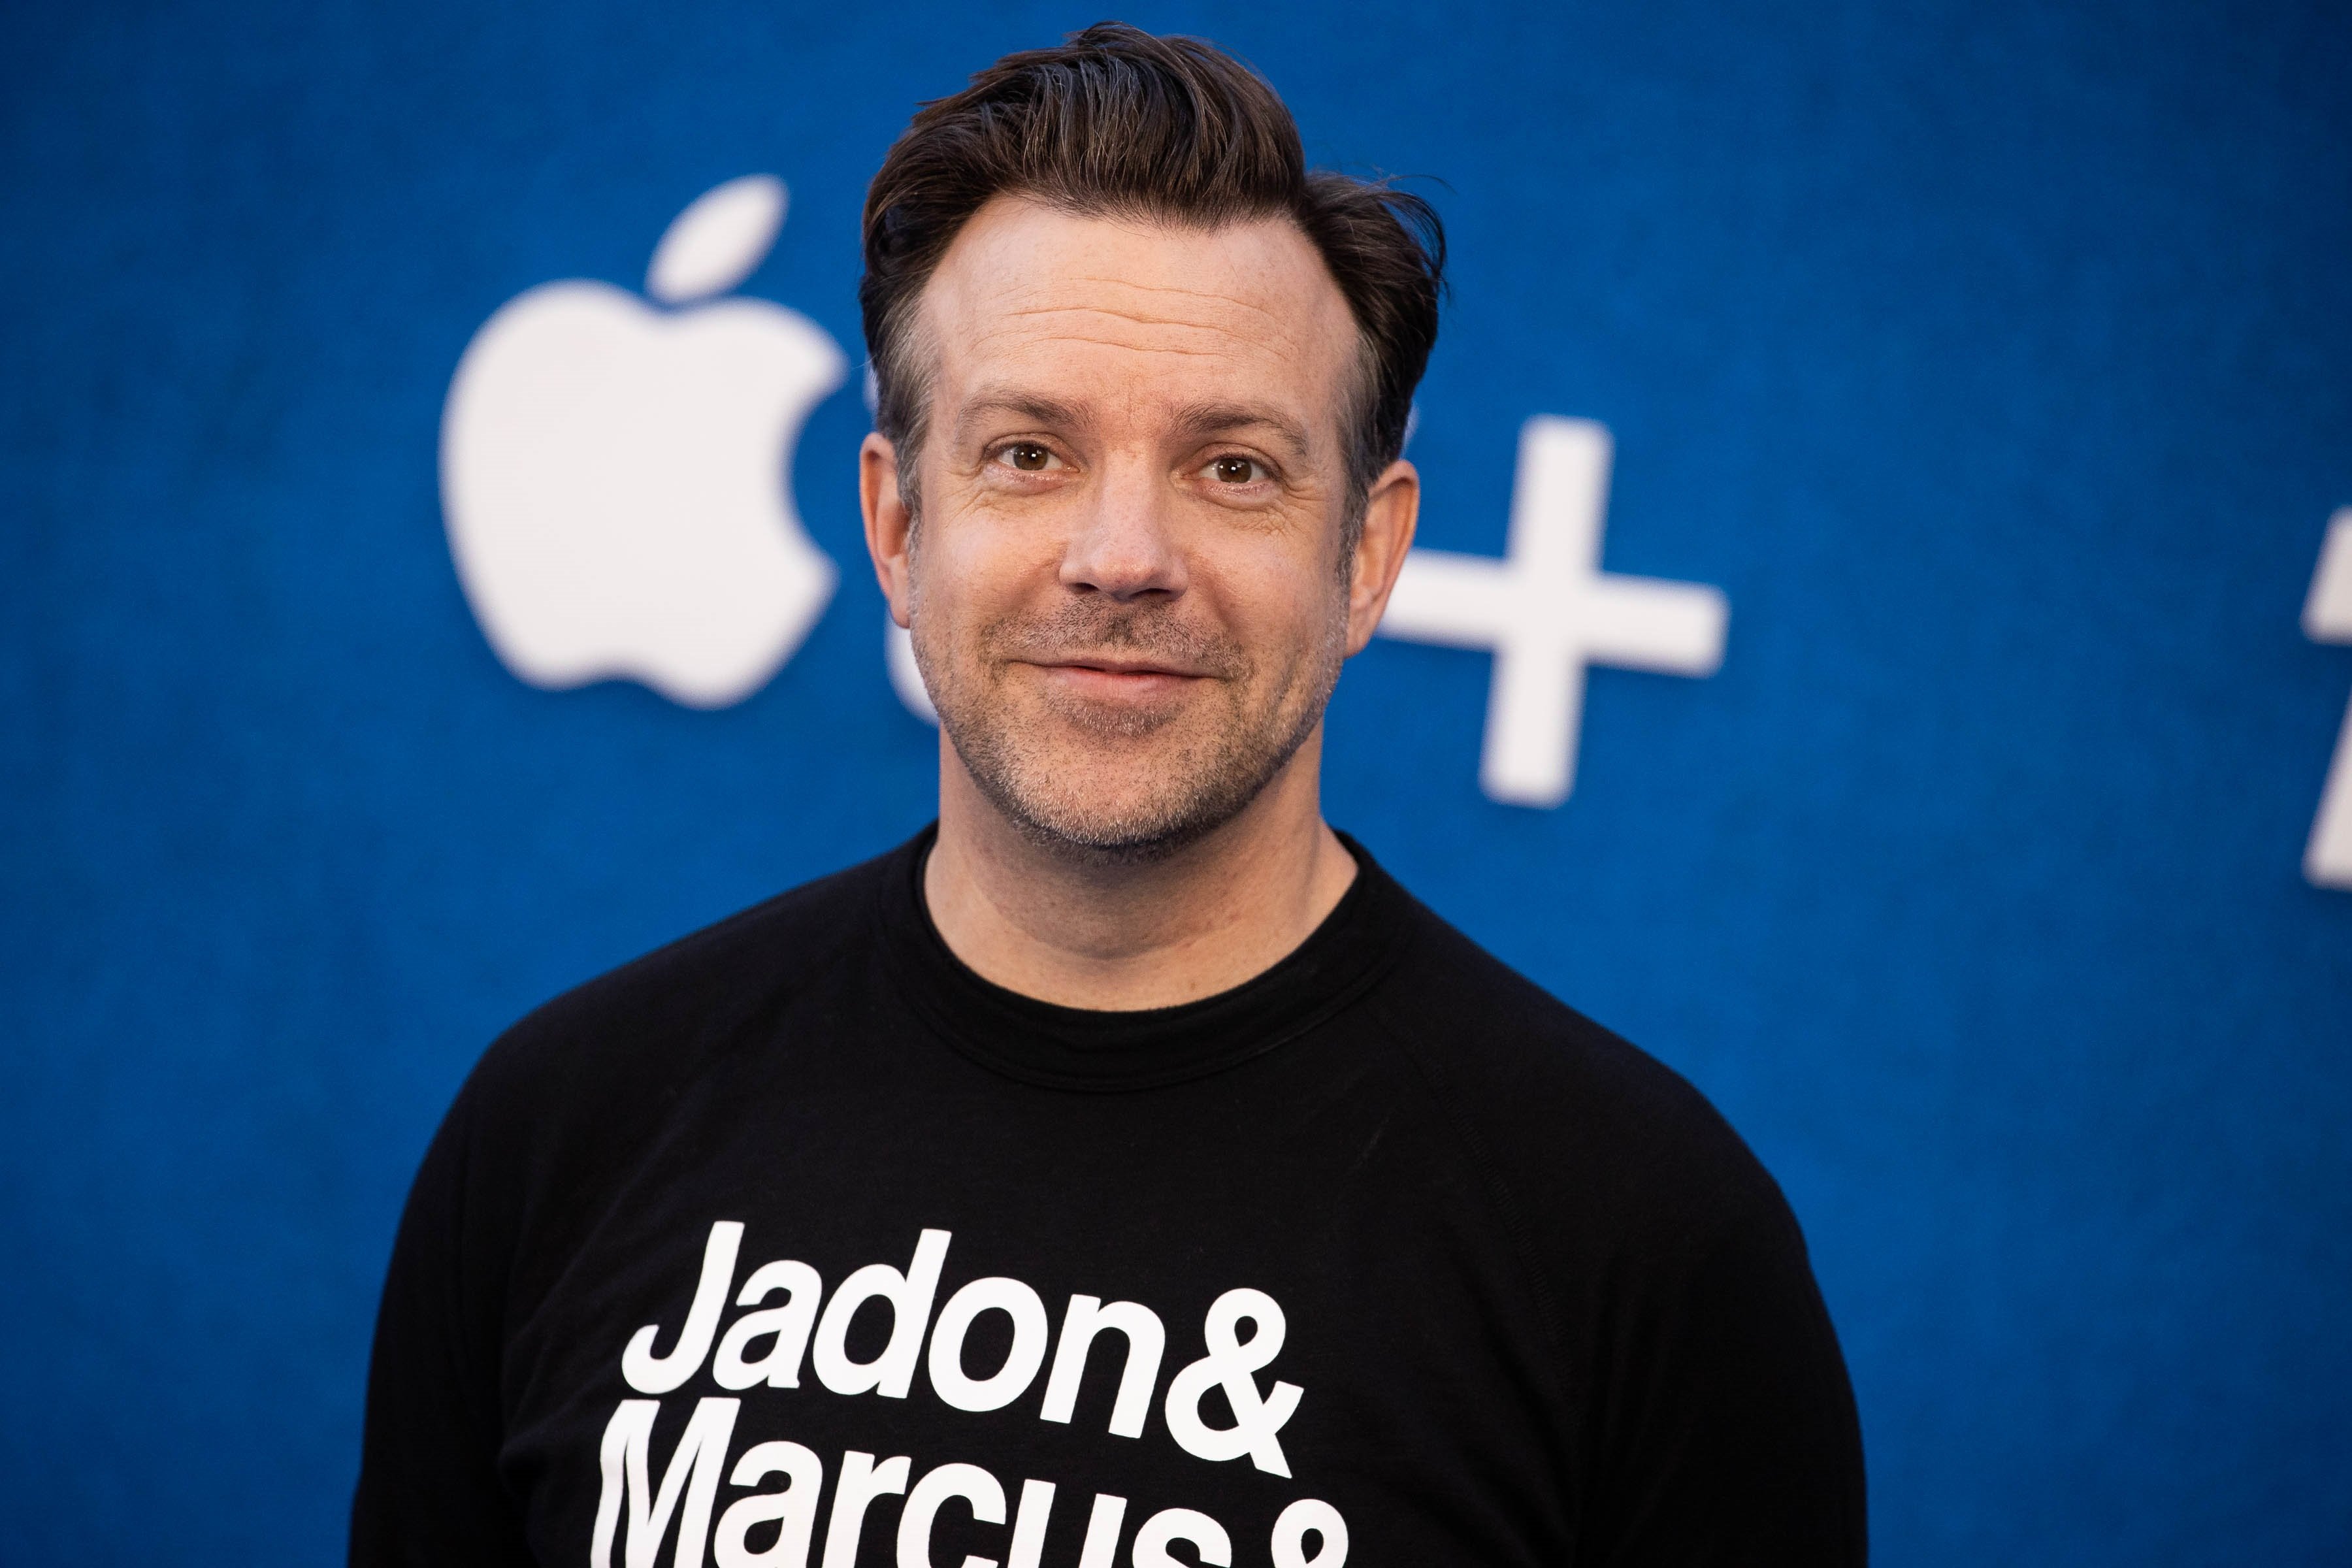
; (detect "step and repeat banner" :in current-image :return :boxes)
[4,1,2347,1563]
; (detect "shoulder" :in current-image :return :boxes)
[407,843,910,1306]
[1368,876,1798,1257]
[1353,864,1863,1550]
[453,842,902,1168]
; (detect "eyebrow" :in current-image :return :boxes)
[949,389,1314,461]
[952,390,1083,448]
[1169,400,1313,460]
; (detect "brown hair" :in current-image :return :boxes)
[859,21,1444,527]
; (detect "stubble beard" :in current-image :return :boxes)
[917,595,1349,866]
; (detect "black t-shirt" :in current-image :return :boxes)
[353,829,1865,1567]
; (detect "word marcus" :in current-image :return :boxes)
[599,1222,1344,1568]
[596,1420,1347,1568]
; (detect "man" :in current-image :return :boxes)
[355,24,1865,1567]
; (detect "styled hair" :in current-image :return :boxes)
[858,21,1444,527]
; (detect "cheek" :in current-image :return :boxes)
[915,518,1056,627]
[1196,547,1348,658]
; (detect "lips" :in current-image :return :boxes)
[1027,659,1209,699]
[1034,656,1209,680]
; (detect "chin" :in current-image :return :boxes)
[1000,769,1245,860]
[1005,808,1233,866]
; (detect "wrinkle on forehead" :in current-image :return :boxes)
[1018,274,1294,324]
[1002,303,1277,331]
[990,335,1230,359]
[970,289,1311,367]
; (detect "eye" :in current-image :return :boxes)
[994,442,1060,473]
[1205,455,1267,485]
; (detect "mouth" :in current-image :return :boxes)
[1021,656,1213,699]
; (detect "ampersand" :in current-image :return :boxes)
[1162,1287,1305,1477]
[1271,1499,1348,1568]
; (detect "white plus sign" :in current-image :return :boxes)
[1379,416,1729,808]
[2303,506,2352,889]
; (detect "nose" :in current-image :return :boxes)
[1058,458,1187,602]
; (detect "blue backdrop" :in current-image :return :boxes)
[4,1,2348,1561]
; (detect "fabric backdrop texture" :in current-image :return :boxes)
[2,1,2347,1563]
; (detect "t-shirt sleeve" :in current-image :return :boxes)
[350,1083,534,1567]
[1582,1190,1869,1565]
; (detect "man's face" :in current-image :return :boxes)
[864,196,1414,860]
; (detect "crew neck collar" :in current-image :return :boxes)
[871,823,1413,1092]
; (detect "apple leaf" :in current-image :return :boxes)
[646,175,788,306]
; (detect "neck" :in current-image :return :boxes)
[923,729,1360,1010]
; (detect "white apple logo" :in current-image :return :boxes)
[440,174,847,707]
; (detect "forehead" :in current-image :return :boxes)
[917,196,1359,431]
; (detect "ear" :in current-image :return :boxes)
[862,432,915,629]
[1343,457,1420,655]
